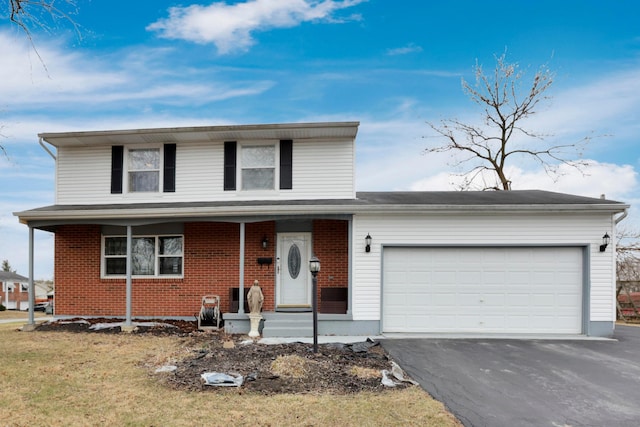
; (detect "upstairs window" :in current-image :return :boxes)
[241,145,276,190]
[224,140,292,191]
[111,144,176,194]
[128,149,160,192]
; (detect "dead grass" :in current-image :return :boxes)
[617,320,640,327]
[0,310,48,320]
[270,354,308,378]
[0,323,460,426]
[350,366,382,379]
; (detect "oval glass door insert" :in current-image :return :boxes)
[288,244,301,279]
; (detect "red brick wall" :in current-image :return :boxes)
[0,284,29,309]
[53,220,348,318]
[243,222,276,310]
[313,219,349,303]
[55,225,104,315]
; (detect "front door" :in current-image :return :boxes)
[276,233,312,309]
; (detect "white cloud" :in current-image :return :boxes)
[0,31,274,108]
[0,197,55,280]
[499,66,640,156]
[409,160,638,201]
[386,43,423,56]
[147,0,366,54]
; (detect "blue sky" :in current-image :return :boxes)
[1,0,639,279]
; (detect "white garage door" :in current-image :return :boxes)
[383,247,583,334]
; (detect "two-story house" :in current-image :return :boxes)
[15,121,628,337]
[1,271,29,310]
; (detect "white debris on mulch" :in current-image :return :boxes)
[58,319,90,325]
[155,365,178,373]
[201,372,244,387]
[88,321,178,331]
[381,361,419,387]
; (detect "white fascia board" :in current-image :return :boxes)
[349,203,630,215]
[14,202,629,224]
[38,122,360,148]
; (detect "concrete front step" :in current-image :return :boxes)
[261,312,315,338]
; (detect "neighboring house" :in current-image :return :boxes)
[1,271,32,310]
[15,122,629,337]
[618,260,640,293]
[0,272,49,310]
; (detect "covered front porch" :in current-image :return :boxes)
[17,204,355,335]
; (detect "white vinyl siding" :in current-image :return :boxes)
[352,212,616,327]
[55,139,355,204]
[56,146,112,204]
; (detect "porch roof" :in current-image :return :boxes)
[14,190,628,230]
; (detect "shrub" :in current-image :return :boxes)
[0,304,6,311]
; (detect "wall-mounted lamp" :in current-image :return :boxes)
[261,236,268,250]
[365,233,372,253]
[599,232,610,252]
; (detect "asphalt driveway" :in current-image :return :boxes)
[382,326,640,427]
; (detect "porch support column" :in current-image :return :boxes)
[125,225,132,326]
[347,218,353,315]
[27,226,35,326]
[238,222,245,314]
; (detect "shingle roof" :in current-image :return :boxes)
[14,190,628,228]
[356,190,622,205]
[0,271,29,282]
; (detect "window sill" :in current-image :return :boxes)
[101,275,184,280]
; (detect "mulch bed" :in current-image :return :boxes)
[35,318,413,395]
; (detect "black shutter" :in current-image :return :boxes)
[163,143,176,192]
[224,141,237,191]
[111,146,124,194]
[280,139,293,190]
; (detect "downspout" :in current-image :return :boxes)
[615,209,629,225]
[38,137,56,160]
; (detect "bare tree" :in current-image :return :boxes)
[6,0,78,37]
[1,0,79,157]
[616,228,640,319]
[426,53,589,190]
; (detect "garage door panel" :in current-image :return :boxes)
[383,247,583,334]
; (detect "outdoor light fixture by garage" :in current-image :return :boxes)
[309,255,321,353]
[365,233,372,253]
[261,236,268,250]
[600,232,611,252]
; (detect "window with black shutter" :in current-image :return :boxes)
[163,143,176,192]
[111,146,124,194]
[224,141,237,191]
[280,139,293,190]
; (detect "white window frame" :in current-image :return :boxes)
[101,234,184,279]
[125,146,164,194]
[238,141,280,192]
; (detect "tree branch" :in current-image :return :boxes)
[425,52,591,191]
